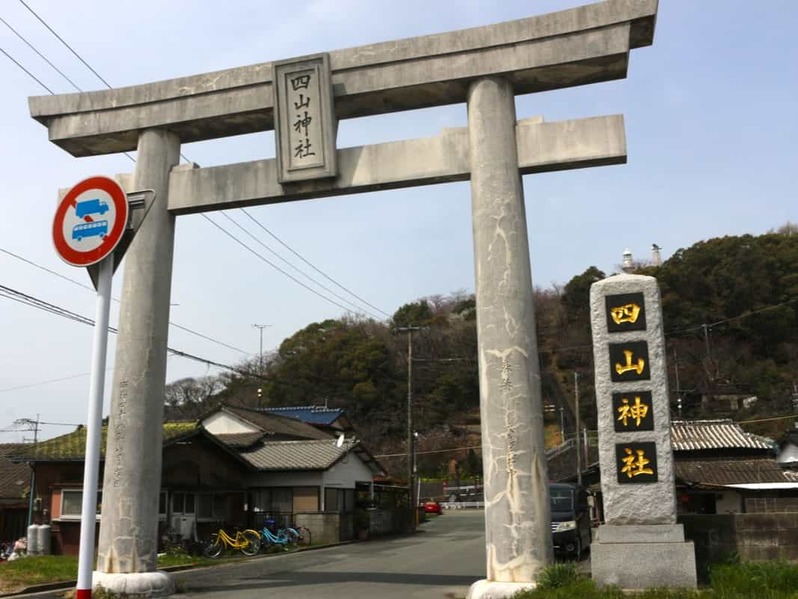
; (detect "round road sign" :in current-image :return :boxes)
[53,176,129,267]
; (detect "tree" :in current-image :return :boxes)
[164,376,223,419]
[391,300,433,329]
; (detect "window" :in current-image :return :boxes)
[271,488,292,514]
[172,492,195,514]
[293,487,319,512]
[325,488,346,513]
[60,490,102,520]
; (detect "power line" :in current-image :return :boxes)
[15,5,385,320]
[0,370,101,394]
[0,46,53,93]
[240,208,391,318]
[10,7,388,323]
[0,15,81,91]
[18,0,112,88]
[0,245,249,354]
[201,213,374,319]
[374,444,483,459]
[0,282,260,378]
[0,246,94,290]
[221,212,382,319]
[707,298,798,329]
[735,413,798,426]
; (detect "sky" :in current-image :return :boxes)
[0,0,796,442]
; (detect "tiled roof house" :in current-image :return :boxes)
[0,444,30,541]
[671,419,798,514]
[16,404,386,554]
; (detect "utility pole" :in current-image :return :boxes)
[674,347,683,419]
[574,373,582,486]
[252,324,271,373]
[15,415,40,527]
[702,323,714,379]
[396,326,422,530]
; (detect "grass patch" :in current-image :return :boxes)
[0,552,223,594]
[156,553,217,568]
[0,555,78,591]
[709,561,798,598]
[510,561,798,598]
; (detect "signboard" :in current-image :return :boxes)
[273,53,337,183]
[52,176,128,267]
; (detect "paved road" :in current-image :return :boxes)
[175,510,486,599]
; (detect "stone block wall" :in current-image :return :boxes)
[294,512,343,545]
[680,513,798,582]
[745,496,798,513]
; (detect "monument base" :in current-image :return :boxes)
[93,570,174,597]
[467,579,537,599]
[591,524,697,590]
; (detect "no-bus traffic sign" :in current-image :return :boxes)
[53,176,129,267]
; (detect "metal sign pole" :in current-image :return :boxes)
[75,255,114,599]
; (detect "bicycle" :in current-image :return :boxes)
[203,527,262,558]
[259,519,311,550]
[261,526,299,546]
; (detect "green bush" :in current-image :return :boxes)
[536,562,579,589]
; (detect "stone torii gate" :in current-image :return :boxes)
[29,1,657,597]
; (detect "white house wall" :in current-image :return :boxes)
[778,444,798,465]
[247,453,374,489]
[322,452,374,489]
[202,411,260,434]
[715,490,742,514]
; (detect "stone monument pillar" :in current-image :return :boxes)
[589,273,696,590]
[466,77,553,599]
[94,129,180,597]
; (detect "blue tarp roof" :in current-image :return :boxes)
[261,406,344,426]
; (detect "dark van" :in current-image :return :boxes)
[549,483,591,558]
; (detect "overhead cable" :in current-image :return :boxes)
[0,246,248,354]
[221,212,382,319]
[12,2,389,321]
[0,283,260,378]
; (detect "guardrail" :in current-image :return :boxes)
[442,501,485,510]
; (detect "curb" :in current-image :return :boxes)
[1,542,353,597]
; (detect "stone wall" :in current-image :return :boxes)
[745,496,798,513]
[680,513,798,582]
[294,512,344,545]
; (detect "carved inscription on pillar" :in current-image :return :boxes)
[273,53,337,183]
[113,379,129,487]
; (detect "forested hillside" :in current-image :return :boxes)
[165,225,798,478]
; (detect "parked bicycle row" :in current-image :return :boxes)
[201,519,311,559]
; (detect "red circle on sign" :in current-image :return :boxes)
[52,176,129,267]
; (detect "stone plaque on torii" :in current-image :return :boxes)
[29,1,658,597]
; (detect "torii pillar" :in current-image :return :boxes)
[29,1,657,596]
[466,78,552,596]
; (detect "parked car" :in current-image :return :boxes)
[423,500,442,515]
[549,483,591,558]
